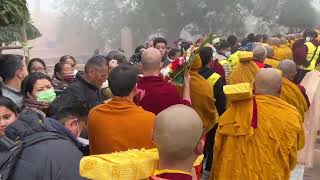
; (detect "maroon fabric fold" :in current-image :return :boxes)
[251,96,258,129]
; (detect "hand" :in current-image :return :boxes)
[184,70,191,86]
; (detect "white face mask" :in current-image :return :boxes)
[225,51,231,57]
[306,37,311,42]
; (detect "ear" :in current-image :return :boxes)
[195,135,205,155]
[16,69,23,79]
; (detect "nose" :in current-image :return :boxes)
[0,119,7,127]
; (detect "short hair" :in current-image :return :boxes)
[135,45,145,54]
[84,56,107,73]
[112,53,127,64]
[263,34,269,43]
[168,48,180,59]
[21,72,52,97]
[303,29,312,38]
[0,96,20,115]
[28,58,46,73]
[52,99,89,125]
[54,62,67,76]
[180,41,192,52]
[108,64,138,97]
[227,35,238,46]
[199,47,213,67]
[153,37,167,47]
[218,40,231,50]
[254,34,263,42]
[59,55,76,65]
[105,50,121,61]
[247,33,255,42]
[0,54,24,82]
[253,46,267,60]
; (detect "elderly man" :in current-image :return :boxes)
[136,48,191,115]
[252,45,270,68]
[151,105,204,180]
[264,46,280,68]
[212,68,304,180]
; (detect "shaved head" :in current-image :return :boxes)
[153,105,203,162]
[278,59,297,81]
[141,48,162,73]
[253,45,267,62]
[265,46,274,58]
[255,68,282,97]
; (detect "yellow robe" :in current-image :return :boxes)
[264,58,280,68]
[228,61,259,85]
[211,95,304,180]
[273,45,293,61]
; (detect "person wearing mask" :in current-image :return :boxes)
[21,72,56,115]
[27,58,47,74]
[153,37,171,67]
[59,55,78,75]
[0,96,19,137]
[52,62,75,94]
[0,54,29,108]
[88,65,155,154]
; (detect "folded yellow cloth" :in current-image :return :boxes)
[238,51,253,62]
[80,148,204,180]
[223,83,253,102]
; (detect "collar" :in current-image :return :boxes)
[0,81,21,95]
[75,72,99,90]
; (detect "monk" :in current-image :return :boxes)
[252,45,271,68]
[151,105,204,180]
[184,54,217,133]
[271,38,290,61]
[136,48,191,115]
[279,59,309,119]
[88,65,155,154]
[265,46,280,68]
[212,68,304,180]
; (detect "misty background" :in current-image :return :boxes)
[12,0,320,67]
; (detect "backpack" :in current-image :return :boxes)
[0,132,67,180]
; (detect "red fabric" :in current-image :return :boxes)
[195,165,202,180]
[150,173,192,180]
[253,60,265,69]
[251,96,258,129]
[293,40,320,66]
[297,84,311,107]
[209,59,226,84]
[136,76,191,115]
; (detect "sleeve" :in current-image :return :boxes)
[289,139,298,170]
[213,78,226,115]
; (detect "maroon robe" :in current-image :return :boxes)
[149,173,192,180]
[136,76,191,115]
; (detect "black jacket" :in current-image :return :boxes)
[4,110,84,180]
[199,67,226,115]
[48,72,103,116]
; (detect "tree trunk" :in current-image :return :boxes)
[21,23,29,64]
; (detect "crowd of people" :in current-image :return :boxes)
[0,28,319,180]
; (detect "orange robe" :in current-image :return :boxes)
[211,95,304,180]
[228,61,259,85]
[88,97,155,154]
[273,45,293,61]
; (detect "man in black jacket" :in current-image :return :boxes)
[2,110,84,180]
[198,47,226,176]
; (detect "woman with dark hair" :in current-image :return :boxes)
[52,62,74,94]
[0,96,19,137]
[21,72,56,114]
[59,55,77,74]
[27,58,47,74]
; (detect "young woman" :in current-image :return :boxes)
[0,96,19,137]
[52,62,75,93]
[21,72,56,114]
[27,58,47,74]
[59,55,78,75]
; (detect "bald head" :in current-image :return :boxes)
[141,48,162,72]
[265,46,274,58]
[273,38,281,46]
[153,105,203,161]
[278,59,297,81]
[255,68,282,97]
[253,45,267,62]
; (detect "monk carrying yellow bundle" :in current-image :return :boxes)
[212,68,304,180]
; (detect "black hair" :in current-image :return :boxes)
[112,53,127,64]
[108,64,139,97]
[105,50,122,62]
[247,33,255,42]
[218,40,231,50]
[84,55,107,73]
[199,47,213,67]
[263,34,269,43]
[54,62,68,76]
[0,96,20,115]
[303,29,312,38]
[0,54,24,82]
[59,55,76,65]
[21,72,52,97]
[27,58,47,73]
[135,45,145,54]
[153,37,167,47]
[310,30,318,39]
[52,99,89,124]
[130,53,142,65]
[227,35,238,46]
[168,48,180,59]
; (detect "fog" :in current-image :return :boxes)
[17,0,320,67]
